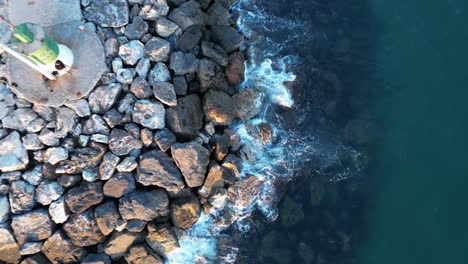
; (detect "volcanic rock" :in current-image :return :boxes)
[145,37,171,62]
[109,128,143,156]
[166,94,204,139]
[136,150,185,191]
[56,143,107,174]
[125,16,149,40]
[11,209,54,245]
[44,147,69,165]
[55,107,77,138]
[63,209,106,247]
[103,172,136,198]
[19,241,42,255]
[228,175,263,209]
[203,90,235,125]
[0,132,29,172]
[103,231,144,260]
[170,52,199,75]
[84,0,129,27]
[82,114,110,135]
[154,128,177,152]
[119,189,169,221]
[168,0,204,31]
[9,180,36,214]
[119,40,145,65]
[232,88,262,119]
[99,152,121,180]
[139,0,170,20]
[177,25,202,52]
[131,77,153,99]
[210,25,244,53]
[148,62,171,85]
[226,51,246,85]
[199,163,227,197]
[171,142,210,187]
[153,82,177,106]
[156,17,179,37]
[81,253,112,264]
[94,200,121,236]
[65,181,104,214]
[125,244,163,264]
[202,41,228,66]
[132,100,166,129]
[117,156,138,172]
[49,196,70,224]
[35,181,64,206]
[0,196,9,223]
[170,196,201,229]
[0,225,20,263]
[146,223,180,256]
[88,84,122,114]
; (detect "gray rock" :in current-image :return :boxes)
[144,37,171,62]
[156,17,179,37]
[116,68,134,84]
[197,58,218,89]
[109,128,143,156]
[131,77,153,98]
[125,244,163,264]
[42,231,87,264]
[203,90,235,125]
[125,16,149,39]
[83,114,110,135]
[65,99,91,117]
[44,147,69,165]
[169,51,199,75]
[65,182,104,214]
[232,88,262,119]
[103,230,144,260]
[103,172,136,198]
[119,40,145,65]
[63,209,106,247]
[56,143,107,174]
[154,128,177,152]
[105,38,120,57]
[0,224,20,263]
[136,150,185,191]
[99,152,121,180]
[21,165,42,186]
[148,62,171,85]
[146,223,179,257]
[168,0,204,31]
[88,84,122,114]
[19,242,42,256]
[21,134,44,150]
[125,123,141,139]
[81,253,112,264]
[126,220,147,233]
[226,51,246,85]
[139,0,170,20]
[9,180,36,214]
[55,107,77,138]
[11,209,54,245]
[153,82,177,106]
[173,76,188,95]
[38,128,59,147]
[166,94,204,139]
[57,175,82,189]
[170,196,201,229]
[84,0,129,27]
[82,168,99,182]
[212,134,230,161]
[171,142,210,187]
[136,57,151,78]
[49,197,70,224]
[103,109,123,128]
[116,156,138,172]
[35,181,64,205]
[91,134,110,144]
[132,100,166,129]
[210,25,244,53]
[176,25,202,52]
[0,132,29,172]
[94,200,121,236]
[205,1,229,26]
[202,41,228,66]
[0,196,9,223]
[119,189,169,221]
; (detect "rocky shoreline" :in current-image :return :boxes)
[0,0,273,263]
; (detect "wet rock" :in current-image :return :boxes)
[0,225,20,263]
[226,52,245,85]
[208,188,228,208]
[117,156,138,172]
[144,37,171,62]
[177,25,202,52]
[227,175,263,209]
[210,26,244,53]
[119,40,145,65]
[22,134,44,150]
[42,231,86,264]
[49,197,70,224]
[202,41,228,66]
[99,152,120,180]
[65,182,104,214]
[63,209,106,247]
[170,196,201,229]
[125,16,149,39]
[199,163,227,197]
[9,180,36,214]
[212,134,230,161]
[203,90,235,125]
[168,0,204,31]
[88,84,122,114]
[125,244,163,264]
[11,209,54,245]
[35,181,64,205]
[222,154,242,178]
[166,94,203,139]
[81,253,112,264]
[146,223,179,256]
[0,196,10,223]
[136,150,185,191]
[232,88,262,119]
[84,0,129,27]
[171,142,210,187]
[153,82,177,106]
[173,76,188,95]
[56,143,107,174]
[148,62,171,85]
[258,122,274,143]
[55,107,77,138]
[104,172,136,198]
[109,128,143,156]
[44,147,69,165]
[156,17,179,37]
[38,128,59,147]
[83,114,110,135]
[19,241,42,256]
[0,132,29,172]
[170,51,199,75]
[119,189,169,221]
[94,200,121,236]
[139,0,170,20]
[131,77,152,98]
[103,230,144,260]
[132,100,166,129]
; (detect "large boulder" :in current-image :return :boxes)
[41,231,87,264]
[210,26,244,53]
[168,0,204,31]
[170,196,201,229]
[84,0,129,27]
[65,181,104,214]
[62,209,106,247]
[203,90,235,125]
[119,189,169,221]
[0,131,29,172]
[171,142,210,187]
[136,150,185,191]
[11,209,54,245]
[103,172,136,198]
[166,94,204,139]
[232,88,262,120]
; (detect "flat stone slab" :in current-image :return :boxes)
[7,0,82,27]
[7,21,106,106]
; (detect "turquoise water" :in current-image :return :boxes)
[360,0,468,263]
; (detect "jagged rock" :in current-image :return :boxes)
[20,254,50,264]
[84,0,129,27]
[209,188,228,208]
[103,231,144,260]
[0,132,29,172]
[42,231,87,264]
[210,25,244,53]
[156,17,179,37]
[126,220,147,233]
[132,100,166,129]
[116,69,134,84]
[136,57,151,78]
[99,152,120,180]
[119,40,145,65]
[56,143,107,174]
[49,197,70,224]
[141,128,153,147]
[148,62,171,85]
[125,16,149,39]
[170,196,201,229]
[0,225,20,263]
[203,90,235,125]
[44,147,69,165]
[153,82,177,106]
[11,209,54,245]
[88,84,122,114]
[222,154,242,178]
[176,25,202,52]
[109,128,143,156]
[81,253,112,264]
[9,180,36,214]
[197,58,218,90]
[166,94,203,139]
[232,88,262,119]
[199,164,226,197]
[65,99,91,118]
[19,241,42,255]
[35,181,64,205]
[212,134,230,161]
[0,196,10,223]
[83,114,110,135]
[119,189,169,221]
[136,150,185,191]
[125,244,163,264]
[38,128,59,147]
[139,0,170,20]
[227,175,263,209]
[101,111,122,130]
[226,52,246,85]
[154,128,177,152]
[131,77,153,98]
[258,122,274,143]
[170,52,199,75]
[22,134,44,150]
[173,76,188,95]
[57,175,82,188]
[103,172,136,198]
[145,37,171,62]
[168,0,204,31]
[202,41,228,66]
[146,223,179,256]
[65,182,104,214]
[205,1,229,26]
[63,209,106,247]
[55,107,77,138]
[171,142,210,187]
[94,200,121,236]
[117,156,138,172]
[105,38,120,57]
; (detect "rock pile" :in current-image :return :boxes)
[0,0,270,263]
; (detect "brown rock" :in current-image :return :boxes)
[11,209,54,245]
[199,163,226,197]
[124,244,163,264]
[0,225,20,263]
[203,90,235,126]
[119,189,169,221]
[103,172,136,198]
[62,209,106,247]
[171,142,210,188]
[136,150,185,191]
[94,200,121,236]
[103,231,144,260]
[227,175,263,209]
[170,196,201,229]
[55,143,107,174]
[41,231,87,264]
[65,181,104,214]
[146,223,180,257]
[212,134,230,161]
